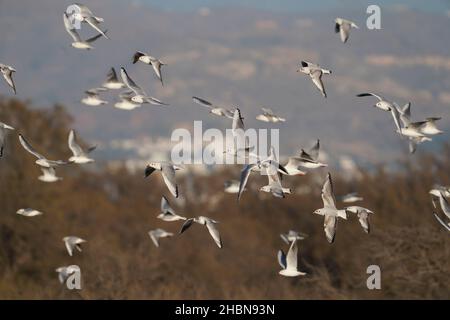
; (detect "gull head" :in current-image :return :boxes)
[313,208,325,216]
[71,12,84,21]
[375,101,391,111]
[131,95,144,104]
[36,159,50,168]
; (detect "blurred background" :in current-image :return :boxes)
[0,0,449,299]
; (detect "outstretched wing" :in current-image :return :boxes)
[68,130,84,157]
[179,218,194,234]
[161,196,175,215]
[277,249,287,269]
[63,13,81,42]
[321,173,337,209]
[206,220,222,248]
[285,240,298,270]
[18,134,44,159]
[324,215,337,243]
[161,164,178,198]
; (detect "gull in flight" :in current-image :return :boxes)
[345,206,374,233]
[133,51,166,86]
[313,173,347,243]
[179,216,223,248]
[280,230,308,244]
[81,88,108,106]
[102,68,125,89]
[19,134,71,168]
[282,157,307,176]
[260,165,292,198]
[16,208,43,217]
[297,61,331,98]
[256,108,286,123]
[430,192,450,232]
[296,139,327,169]
[397,103,440,152]
[278,239,307,277]
[67,3,109,39]
[68,129,96,164]
[114,91,142,110]
[38,167,62,183]
[237,147,288,201]
[356,93,403,134]
[0,122,15,157]
[340,192,363,203]
[120,67,168,105]
[224,180,242,194]
[0,63,16,94]
[63,236,87,256]
[192,96,234,119]
[334,18,359,43]
[56,265,80,284]
[224,108,256,159]
[148,229,174,247]
[145,162,182,198]
[429,185,450,198]
[158,196,187,221]
[63,13,106,50]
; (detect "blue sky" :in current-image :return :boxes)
[138,0,450,14]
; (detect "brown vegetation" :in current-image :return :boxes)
[0,98,449,299]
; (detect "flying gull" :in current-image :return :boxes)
[102,68,125,89]
[56,265,80,284]
[19,134,71,168]
[313,173,348,243]
[68,129,96,164]
[192,96,234,119]
[430,192,450,232]
[282,157,307,176]
[356,93,403,134]
[296,139,327,169]
[81,88,108,106]
[237,147,288,201]
[0,122,15,157]
[120,67,168,105]
[38,167,63,183]
[148,228,174,247]
[158,196,187,221]
[429,185,450,198]
[256,108,286,123]
[0,63,16,94]
[133,51,166,86]
[340,192,363,203]
[179,216,223,248]
[145,162,182,198]
[16,208,43,217]
[260,164,292,198]
[63,13,106,50]
[63,236,87,256]
[280,230,308,244]
[278,239,307,277]
[114,91,142,110]
[334,18,359,43]
[345,206,374,233]
[67,3,109,39]
[297,61,331,98]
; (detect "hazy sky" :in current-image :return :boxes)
[1,0,450,164]
[139,0,450,14]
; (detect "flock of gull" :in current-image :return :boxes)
[0,3,448,285]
